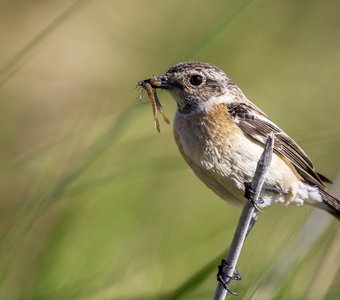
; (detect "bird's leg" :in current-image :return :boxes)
[217,211,258,295]
[244,181,264,212]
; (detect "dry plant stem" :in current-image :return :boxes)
[213,132,275,300]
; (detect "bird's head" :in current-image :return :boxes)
[139,62,240,114]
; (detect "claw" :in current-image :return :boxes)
[232,268,242,281]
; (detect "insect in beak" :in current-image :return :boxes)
[137,76,170,132]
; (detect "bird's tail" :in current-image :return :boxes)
[319,189,340,220]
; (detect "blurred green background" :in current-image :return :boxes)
[0,0,339,299]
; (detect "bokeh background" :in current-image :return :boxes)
[0,0,339,299]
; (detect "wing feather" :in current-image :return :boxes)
[227,102,327,188]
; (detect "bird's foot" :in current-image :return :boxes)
[232,268,242,281]
[244,182,264,213]
[217,259,240,296]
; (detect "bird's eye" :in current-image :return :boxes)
[189,74,203,86]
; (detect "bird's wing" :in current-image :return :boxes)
[227,101,329,188]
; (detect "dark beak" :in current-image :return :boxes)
[138,76,169,89]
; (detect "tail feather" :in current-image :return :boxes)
[319,189,340,220]
[317,172,333,184]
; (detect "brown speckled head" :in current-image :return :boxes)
[163,62,231,112]
[142,62,241,114]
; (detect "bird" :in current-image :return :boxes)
[140,61,340,219]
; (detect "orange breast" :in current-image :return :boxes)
[173,103,246,206]
[173,103,240,158]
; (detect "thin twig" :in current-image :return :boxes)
[213,132,275,300]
